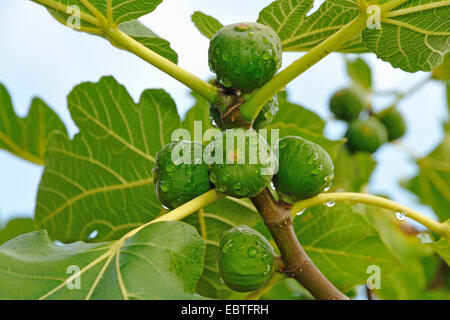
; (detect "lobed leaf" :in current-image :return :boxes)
[191,11,223,39]
[0,84,67,165]
[294,203,400,292]
[0,221,205,299]
[402,125,450,221]
[362,0,450,72]
[35,77,181,242]
[258,0,367,52]
[31,0,178,63]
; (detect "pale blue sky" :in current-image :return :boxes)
[0,0,448,226]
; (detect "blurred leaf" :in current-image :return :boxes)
[333,147,377,192]
[32,0,178,63]
[346,57,372,90]
[0,218,36,245]
[402,126,450,221]
[191,11,223,39]
[0,221,205,299]
[361,206,450,299]
[183,198,261,299]
[0,84,67,165]
[258,0,367,52]
[362,0,450,72]
[272,91,325,134]
[293,203,400,293]
[35,77,181,242]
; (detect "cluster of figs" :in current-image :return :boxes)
[152,22,346,292]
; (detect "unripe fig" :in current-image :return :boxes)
[153,140,211,209]
[345,118,388,153]
[218,225,275,292]
[376,107,406,141]
[273,136,334,201]
[205,129,277,198]
[208,22,282,92]
[329,88,365,121]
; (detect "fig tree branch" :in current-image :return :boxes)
[292,192,450,239]
[251,188,349,300]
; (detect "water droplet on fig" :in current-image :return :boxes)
[160,178,171,192]
[247,247,259,258]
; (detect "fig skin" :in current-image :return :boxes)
[153,140,211,209]
[329,88,365,122]
[218,225,275,292]
[205,129,277,198]
[345,118,388,153]
[208,22,282,92]
[376,107,406,141]
[273,136,335,202]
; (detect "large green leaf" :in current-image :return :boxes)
[191,11,223,39]
[294,203,400,292]
[184,198,261,299]
[258,0,367,52]
[333,147,377,192]
[0,221,205,300]
[31,0,178,63]
[362,0,450,72]
[35,77,181,242]
[0,218,36,245]
[361,206,449,299]
[0,84,67,165]
[402,126,450,221]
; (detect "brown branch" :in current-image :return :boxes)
[251,188,349,300]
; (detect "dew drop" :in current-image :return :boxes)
[262,51,272,61]
[395,212,407,221]
[222,239,234,253]
[166,162,176,172]
[222,52,229,61]
[311,164,323,176]
[307,153,319,166]
[417,233,432,244]
[263,264,271,276]
[88,230,98,240]
[261,253,269,261]
[325,200,336,208]
[160,178,171,192]
[279,140,288,150]
[209,172,217,183]
[248,247,259,258]
[218,184,228,193]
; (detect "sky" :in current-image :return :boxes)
[0,0,448,227]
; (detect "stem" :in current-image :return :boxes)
[104,27,218,103]
[240,13,368,121]
[292,192,450,239]
[125,190,224,239]
[251,189,349,300]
